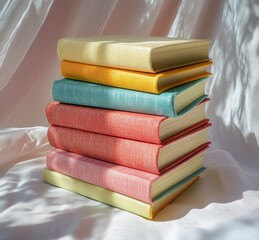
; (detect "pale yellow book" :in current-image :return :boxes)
[43,168,202,219]
[61,60,212,94]
[57,35,210,73]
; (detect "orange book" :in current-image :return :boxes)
[61,60,212,93]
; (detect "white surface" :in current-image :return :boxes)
[1,130,259,239]
[0,0,259,239]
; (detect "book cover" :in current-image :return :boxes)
[46,100,209,144]
[52,78,208,118]
[47,124,210,174]
[61,60,212,93]
[46,148,206,204]
[57,35,210,72]
[43,168,201,219]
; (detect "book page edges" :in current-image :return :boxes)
[152,176,200,217]
[153,167,205,202]
[157,72,211,93]
[159,143,209,174]
[160,119,209,145]
[177,94,208,116]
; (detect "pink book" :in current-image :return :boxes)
[47,123,211,174]
[46,100,209,144]
[46,148,206,204]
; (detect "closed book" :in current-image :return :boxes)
[44,168,200,219]
[52,78,207,118]
[46,148,206,204]
[46,100,209,144]
[57,35,210,73]
[47,124,210,174]
[61,60,212,94]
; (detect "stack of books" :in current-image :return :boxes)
[44,35,212,219]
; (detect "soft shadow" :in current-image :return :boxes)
[153,148,259,221]
[168,0,225,39]
[150,0,182,36]
[207,0,259,166]
[102,0,149,35]
[0,159,117,239]
[0,127,51,177]
[153,114,259,222]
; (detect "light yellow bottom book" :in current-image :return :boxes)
[43,168,201,219]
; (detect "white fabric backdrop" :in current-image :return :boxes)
[1,0,259,239]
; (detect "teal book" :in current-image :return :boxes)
[52,78,207,117]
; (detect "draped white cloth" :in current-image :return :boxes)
[1,0,259,239]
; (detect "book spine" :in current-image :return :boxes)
[48,126,160,173]
[52,79,178,117]
[46,102,163,144]
[43,168,153,219]
[43,168,201,219]
[61,61,158,93]
[46,149,155,203]
[58,39,154,72]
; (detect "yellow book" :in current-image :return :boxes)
[57,35,210,73]
[61,60,212,94]
[43,168,201,219]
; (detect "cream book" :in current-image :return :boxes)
[43,168,203,219]
[57,35,210,72]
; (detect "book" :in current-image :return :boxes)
[57,35,210,73]
[46,100,209,144]
[47,123,210,174]
[44,168,201,219]
[52,78,208,118]
[60,60,212,94]
[45,148,206,204]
